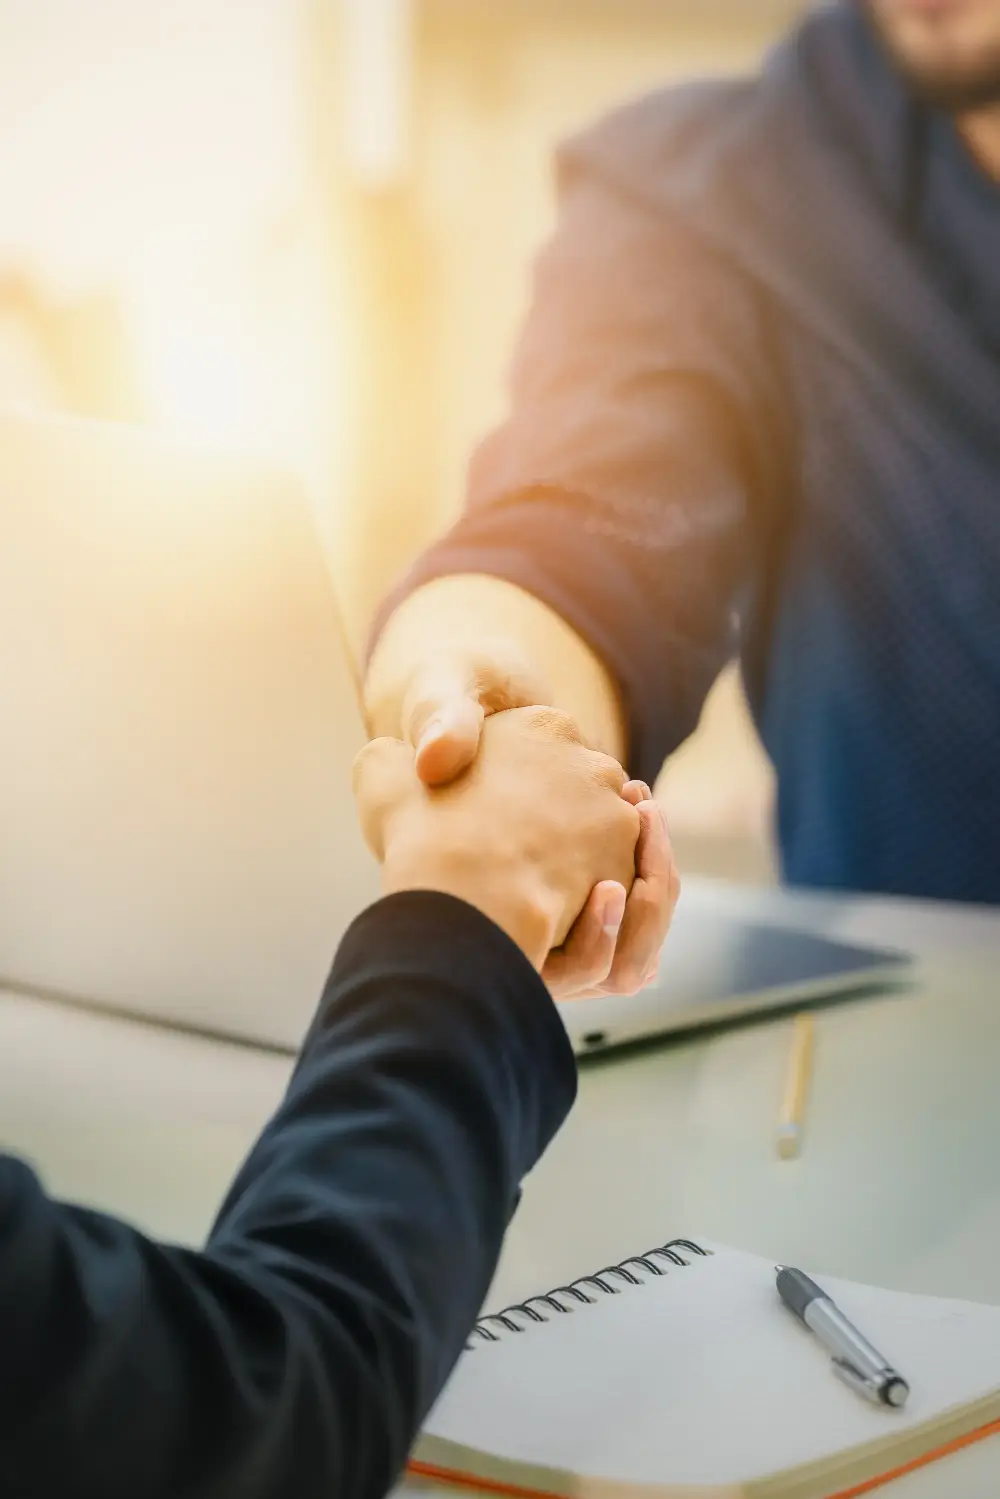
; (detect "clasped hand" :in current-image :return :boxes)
[354,703,678,994]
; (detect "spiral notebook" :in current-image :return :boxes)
[412,1240,1000,1499]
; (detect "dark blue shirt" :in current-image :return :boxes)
[0,894,576,1499]
[381,4,1000,903]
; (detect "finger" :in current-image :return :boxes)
[414,694,485,787]
[404,646,553,752]
[400,659,482,786]
[621,780,653,807]
[598,801,679,995]
[351,737,418,859]
[506,709,624,791]
[541,881,626,1000]
[404,642,557,788]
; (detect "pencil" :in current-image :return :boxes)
[776,1012,815,1160]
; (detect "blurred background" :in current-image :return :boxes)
[0,0,807,882]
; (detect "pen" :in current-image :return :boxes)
[775,1265,910,1408]
[776,1013,814,1159]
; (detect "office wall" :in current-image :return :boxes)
[0,0,340,476]
[421,2,801,541]
[335,0,803,626]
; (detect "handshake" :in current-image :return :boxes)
[355,644,679,996]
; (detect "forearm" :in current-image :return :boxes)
[364,109,786,787]
[0,894,576,1499]
[365,573,626,762]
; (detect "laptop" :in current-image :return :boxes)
[0,408,908,1054]
[559,891,909,1055]
[0,407,379,1049]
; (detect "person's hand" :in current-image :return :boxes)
[372,638,679,998]
[397,638,554,788]
[353,707,640,971]
[543,780,679,999]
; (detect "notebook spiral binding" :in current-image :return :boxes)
[468,1239,708,1346]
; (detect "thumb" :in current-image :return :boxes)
[402,643,554,788]
[402,664,484,787]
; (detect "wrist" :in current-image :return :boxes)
[380,846,557,969]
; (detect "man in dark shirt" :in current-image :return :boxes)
[0,707,672,1499]
[367,0,1000,917]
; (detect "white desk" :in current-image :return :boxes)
[2,877,1000,1495]
[0,987,292,1246]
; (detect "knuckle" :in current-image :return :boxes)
[521,705,583,744]
[608,962,644,996]
[591,752,627,792]
[632,883,660,921]
[583,946,616,989]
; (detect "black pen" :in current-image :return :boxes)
[776,1265,910,1408]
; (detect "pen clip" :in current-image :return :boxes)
[831,1358,883,1404]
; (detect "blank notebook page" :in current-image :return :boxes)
[421,1245,1000,1490]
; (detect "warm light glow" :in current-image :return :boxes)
[138,312,275,454]
[127,218,359,635]
[129,218,349,512]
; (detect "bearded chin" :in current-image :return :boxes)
[861,2,1000,112]
[903,56,1000,111]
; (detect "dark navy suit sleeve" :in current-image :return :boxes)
[372,110,788,785]
[0,892,576,1499]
